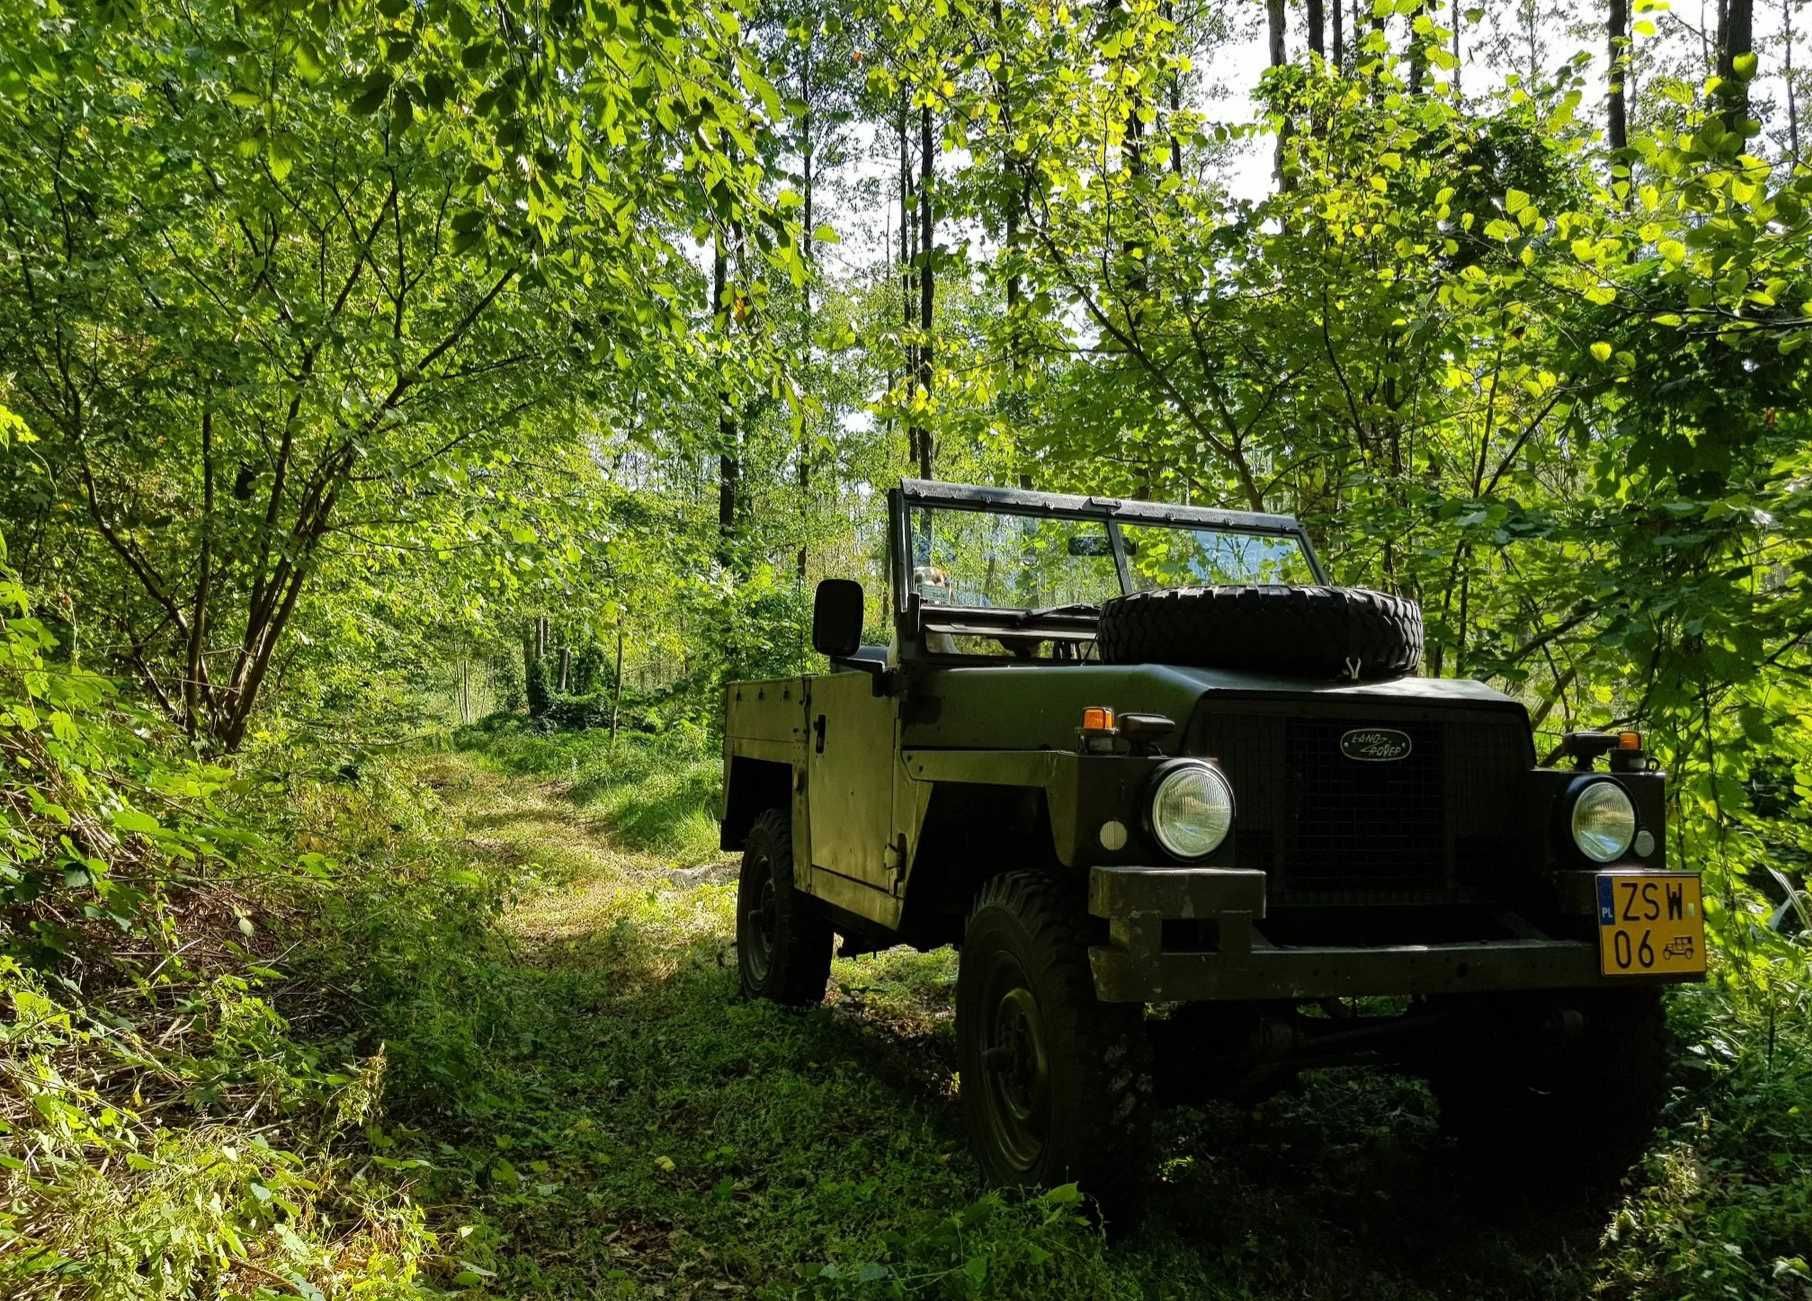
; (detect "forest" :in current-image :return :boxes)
[0,0,1809,1294]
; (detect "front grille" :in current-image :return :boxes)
[1195,702,1532,905]
[1284,718,1444,890]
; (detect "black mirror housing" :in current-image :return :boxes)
[812,578,865,658]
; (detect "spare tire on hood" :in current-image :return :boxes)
[1095,585,1423,681]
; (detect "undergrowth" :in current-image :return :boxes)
[0,519,452,1295]
[4,670,1808,1298]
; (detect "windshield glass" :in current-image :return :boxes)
[1120,523,1316,589]
[905,506,1318,611]
[907,507,1122,610]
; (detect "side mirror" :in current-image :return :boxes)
[812,578,865,658]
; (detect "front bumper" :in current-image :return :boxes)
[1086,864,1703,1003]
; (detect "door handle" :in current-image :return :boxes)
[814,714,827,754]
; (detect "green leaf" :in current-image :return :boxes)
[293,43,326,82]
[350,73,392,115]
[268,136,293,183]
[112,808,162,835]
[1504,187,1530,214]
[1590,341,1613,363]
[1732,52,1757,79]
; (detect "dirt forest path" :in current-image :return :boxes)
[412,749,1626,1299]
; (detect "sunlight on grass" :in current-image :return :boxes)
[452,721,722,866]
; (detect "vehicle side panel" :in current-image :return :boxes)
[900,749,1174,874]
[724,677,808,746]
[721,678,807,858]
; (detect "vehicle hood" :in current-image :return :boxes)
[904,663,1524,752]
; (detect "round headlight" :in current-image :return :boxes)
[1571,780,1636,863]
[1148,762,1235,861]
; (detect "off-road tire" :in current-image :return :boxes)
[1429,989,1668,1184]
[736,808,833,1006]
[956,871,1154,1225]
[1096,584,1423,681]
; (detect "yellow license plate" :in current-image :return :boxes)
[1597,872,1706,977]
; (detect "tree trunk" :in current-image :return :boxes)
[1716,0,1753,136]
[993,0,1031,380]
[609,622,625,746]
[1332,0,1344,68]
[797,44,815,582]
[713,235,738,569]
[1785,0,1801,160]
[1608,0,1630,155]
[184,404,213,736]
[1406,0,1427,92]
[900,93,919,472]
[1268,0,1288,185]
[1526,2,1538,84]
[1307,0,1325,56]
[916,103,935,479]
[1452,0,1462,97]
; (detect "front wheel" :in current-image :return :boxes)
[956,871,1153,1224]
[736,808,833,1005]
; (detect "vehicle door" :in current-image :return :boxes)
[805,672,898,896]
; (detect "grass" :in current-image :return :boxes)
[374,724,1808,1298]
[10,719,1805,1297]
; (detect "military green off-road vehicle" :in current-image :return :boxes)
[722,479,1704,1215]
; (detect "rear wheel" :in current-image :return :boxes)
[736,808,833,1005]
[1429,989,1668,1184]
[956,871,1153,1224]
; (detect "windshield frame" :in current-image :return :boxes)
[893,479,1327,630]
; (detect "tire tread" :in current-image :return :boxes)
[1097,584,1424,680]
[738,808,833,1006]
[960,870,1153,1222]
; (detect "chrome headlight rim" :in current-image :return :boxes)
[1567,776,1638,864]
[1145,759,1236,862]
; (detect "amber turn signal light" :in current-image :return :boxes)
[1618,731,1643,750]
[1080,706,1116,734]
